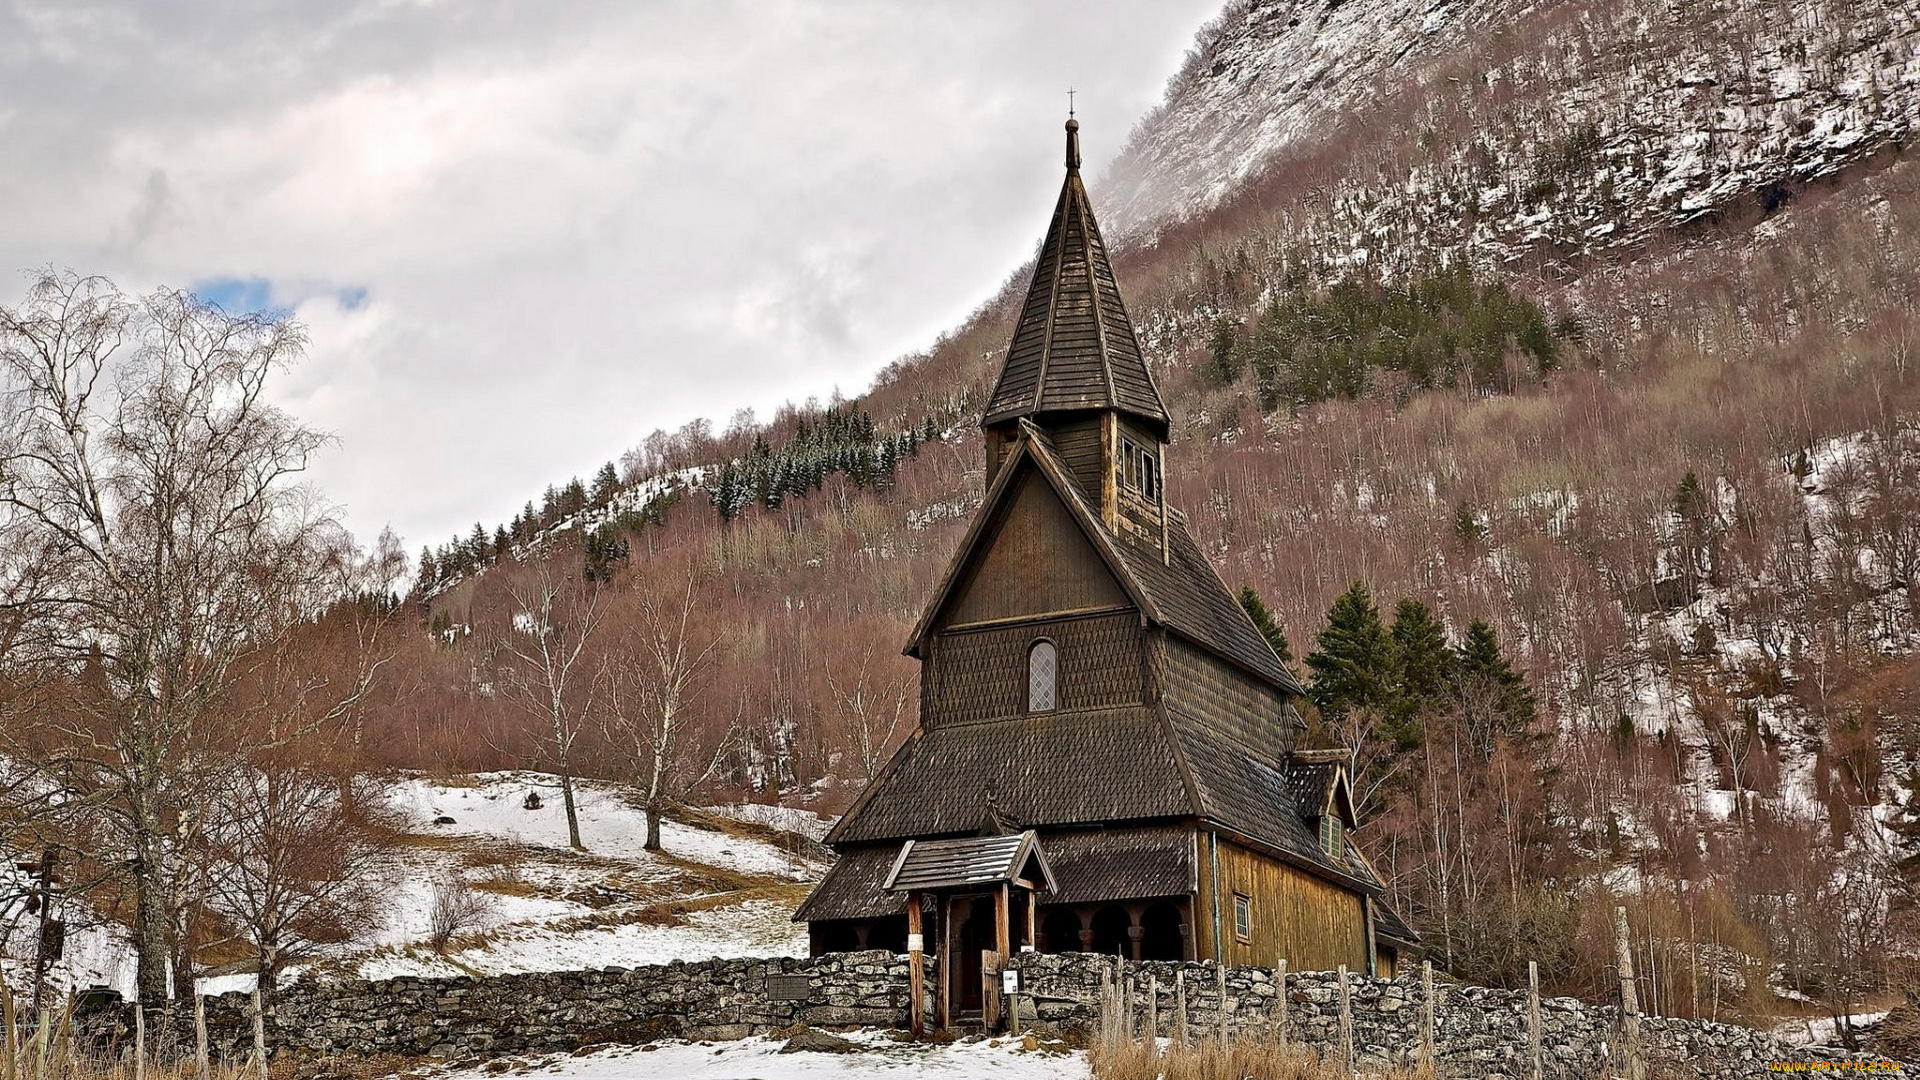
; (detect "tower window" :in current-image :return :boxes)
[1027,640,1057,712]
[1120,439,1158,502]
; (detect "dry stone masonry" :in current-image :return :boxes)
[76,951,1895,1077]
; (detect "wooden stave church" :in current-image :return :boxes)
[795,119,1417,1022]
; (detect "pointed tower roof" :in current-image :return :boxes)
[982,120,1169,433]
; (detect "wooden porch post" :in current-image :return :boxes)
[984,883,1012,1030]
[937,894,953,1032]
[907,892,926,1039]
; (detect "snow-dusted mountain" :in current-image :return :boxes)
[1102,0,1920,262]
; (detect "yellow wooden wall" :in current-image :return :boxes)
[1194,834,1368,972]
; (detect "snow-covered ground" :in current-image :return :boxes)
[347,772,825,980]
[404,1032,1088,1080]
[387,771,820,881]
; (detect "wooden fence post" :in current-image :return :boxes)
[1338,964,1354,1079]
[1216,962,1229,1044]
[1614,905,1646,1080]
[133,1005,145,1080]
[1275,959,1288,1051]
[1529,960,1543,1080]
[1147,974,1159,1041]
[1121,960,1133,1040]
[1175,968,1189,1046]
[1421,960,1435,1069]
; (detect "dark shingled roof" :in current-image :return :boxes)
[794,845,904,922]
[823,706,1195,845]
[1167,715,1382,895]
[983,121,1168,433]
[1282,761,1338,819]
[1040,826,1193,904]
[1375,899,1421,945]
[883,832,1056,894]
[797,826,1193,923]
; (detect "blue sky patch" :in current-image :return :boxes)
[192,277,371,315]
[192,276,279,315]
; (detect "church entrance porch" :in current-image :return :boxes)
[882,831,1055,1035]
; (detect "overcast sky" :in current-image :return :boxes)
[0,0,1219,551]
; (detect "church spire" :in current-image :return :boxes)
[982,119,1168,437]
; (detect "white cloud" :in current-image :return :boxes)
[0,0,1220,550]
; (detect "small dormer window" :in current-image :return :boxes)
[1320,813,1345,860]
[1120,439,1159,502]
[1027,640,1057,712]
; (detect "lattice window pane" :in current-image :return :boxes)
[1028,640,1057,712]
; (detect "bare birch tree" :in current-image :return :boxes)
[497,565,604,850]
[0,270,379,1007]
[825,642,915,785]
[599,574,730,852]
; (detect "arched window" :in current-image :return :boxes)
[1027,640,1057,712]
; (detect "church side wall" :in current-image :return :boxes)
[1195,834,1369,973]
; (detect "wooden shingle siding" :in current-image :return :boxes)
[941,470,1128,627]
[1196,835,1368,972]
[927,612,1145,725]
[1049,416,1106,495]
[1161,636,1299,759]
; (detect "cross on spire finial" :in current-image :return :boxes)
[1067,87,1076,118]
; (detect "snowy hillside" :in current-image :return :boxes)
[42,772,831,997]
[1102,0,1920,263]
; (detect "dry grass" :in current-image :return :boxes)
[1089,1038,1441,1080]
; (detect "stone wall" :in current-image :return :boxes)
[75,951,1897,1076]
[77,951,919,1060]
[1011,953,1893,1078]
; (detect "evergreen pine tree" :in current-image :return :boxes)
[1388,598,1452,747]
[1237,585,1293,664]
[1453,619,1538,751]
[1207,315,1243,386]
[1453,501,1484,546]
[590,461,620,505]
[1305,582,1396,721]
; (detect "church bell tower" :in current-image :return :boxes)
[980,119,1172,552]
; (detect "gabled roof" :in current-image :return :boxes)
[982,120,1168,433]
[903,423,1300,694]
[883,831,1057,894]
[1281,755,1358,829]
[1167,716,1382,896]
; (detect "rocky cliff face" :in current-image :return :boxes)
[1102,0,1920,267]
